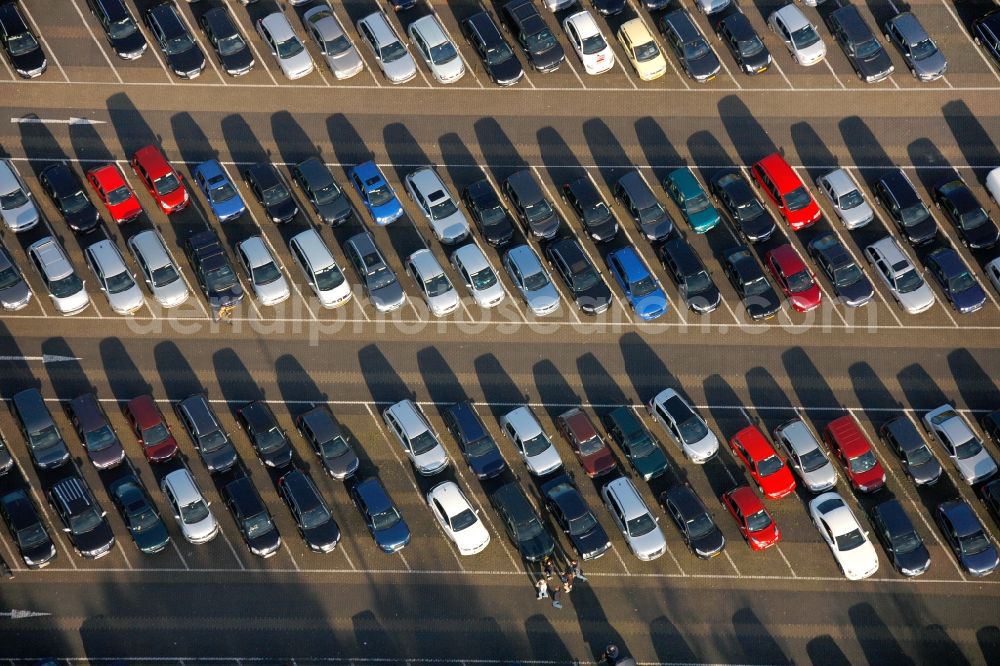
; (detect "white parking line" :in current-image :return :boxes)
[16,2,69,82]
[67,0,124,84]
[561,48,587,88]
[141,31,177,84]
[220,526,246,570]
[580,169,633,323]
[938,0,1000,85]
[823,59,846,89]
[770,57,793,89]
[170,538,190,570]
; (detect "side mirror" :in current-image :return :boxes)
[63,527,71,533]
[101,511,107,518]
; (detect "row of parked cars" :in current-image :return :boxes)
[3,377,999,578]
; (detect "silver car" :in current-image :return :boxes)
[503,245,559,316]
[0,243,32,310]
[27,236,90,315]
[602,477,666,561]
[923,405,998,485]
[382,400,450,475]
[257,12,315,80]
[0,159,39,232]
[404,167,470,244]
[357,12,417,84]
[84,239,144,314]
[816,169,873,229]
[343,231,406,312]
[647,388,718,463]
[865,236,935,315]
[127,229,189,309]
[769,4,826,66]
[160,468,219,544]
[450,243,505,309]
[884,12,947,82]
[303,4,364,79]
[499,406,563,476]
[236,236,290,307]
[773,418,837,493]
[407,15,465,84]
[289,228,352,308]
[407,249,459,317]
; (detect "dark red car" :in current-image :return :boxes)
[123,394,178,463]
[751,153,820,231]
[722,486,781,551]
[765,244,822,313]
[728,425,796,499]
[86,163,142,224]
[556,408,616,478]
[130,145,189,214]
[823,415,886,493]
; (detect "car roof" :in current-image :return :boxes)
[831,6,872,43]
[816,496,857,535]
[194,159,226,181]
[239,400,278,431]
[261,12,295,40]
[225,477,265,515]
[541,474,586,516]
[550,238,589,273]
[356,477,393,513]
[868,237,913,276]
[429,481,472,516]
[777,418,820,454]
[881,416,923,452]
[507,244,543,273]
[0,160,20,192]
[605,477,648,519]
[408,167,449,200]
[163,468,201,505]
[492,482,534,521]
[661,237,702,276]
[732,425,776,461]
[559,408,598,442]
[29,238,73,280]
[1,489,36,525]
[69,393,107,433]
[299,405,340,440]
[663,9,698,41]
[130,230,171,268]
[87,239,128,273]
[305,7,345,39]
[178,394,218,432]
[566,11,601,38]
[720,12,754,38]
[408,248,444,279]
[360,12,398,45]
[295,157,332,185]
[133,145,173,179]
[727,485,764,514]
[0,2,28,31]
[873,499,913,537]
[664,484,705,519]
[41,162,78,194]
[411,15,449,45]
[453,243,490,273]
[126,394,163,428]
[878,170,919,204]
[347,232,386,272]
[812,233,852,267]
[446,401,488,443]
[238,236,274,269]
[611,247,648,280]
[465,178,497,203]
[617,170,655,204]
[203,7,237,34]
[566,177,601,207]
[822,169,858,197]
[502,406,542,438]
[726,246,762,280]
[889,13,927,45]
[667,167,701,195]
[12,388,52,430]
[619,18,652,43]
[386,400,429,435]
[755,154,801,193]
[282,468,322,509]
[51,476,95,514]
[928,248,967,278]
[940,500,981,537]
[937,179,978,209]
[932,409,975,443]
[150,2,183,31]
[825,415,872,457]
[246,163,281,189]
[506,170,543,201]
[352,160,384,183]
[768,244,806,273]
[290,228,335,270]
[467,12,502,41]
[773,4,809,31]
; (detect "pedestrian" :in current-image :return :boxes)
[562,570,574,593]
[542,556,556,580]
[535,577,548,600]
[550,583,562,609]
[569,559,588,582]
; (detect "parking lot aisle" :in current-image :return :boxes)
[66,0,125,84]
[18,1,72,82]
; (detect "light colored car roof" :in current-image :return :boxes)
[87,239,128,275]
[261,12,296,42]
[453,244,490,273]
[506,245,544,275]
[604,477,649,520]
[565,11,601,39]
[346,232,388,274]
[427,481,472,517]
[773,4,810,31]
[304,5,346,39]
[410,15,449,46]
[927,406,975,443]
[407,167,450,202]
[867,237,912,277]
[0,160,20,193]
[237,236,275,270]
[502,406,543,439]
[29,237,73,280]
[290,228,335,271]
[129,230,171,268]
[386,399,430,437]
[821,169,859,197]
[777,419,821,455]
[359,11,399,46]
[811,493,857,536]
[619,18,654,44]
[408,248,444,279]
[163,468,202,506]
[986,167,1000,205]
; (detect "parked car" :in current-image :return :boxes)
[223,476,281,558]
[0,243,32,310]
[349,160,403,225]
[823,415,886,493]
[972,9,1000,69]
[556,408,617,478]
[661,483,725,558]
[462,11,523,86]
[343,232,406,312]
[825,4,893,83]
[185,229,244,314]
[722,486,780,551]
[356,11,416,83]
[617,18,666,81]
[0,489,56,568]
[27,237,90,316]
[658,9,720,82]
[175,393,239,474]
[489,482,555,561]
[84,239,145,314]
[199,5,253,76]
[236,236,290,307]
[68,392,125,470]
[932,175,1000,250]
[427,481,490,555]
[236,401,294,469]
[604,406,670,480]
[243,163,297,224]
[0,159,39,232]
[450,243,506,308]
[613,170,674,240]
[502,0,565,73]
[12,388,70,471]
[924,405,998,485]
[935,499,999,576]
[303,4,363,79]
[109,474,170,554]
[86,163,142,225]
[462,178,515,246]
[131,144,189,214]
[870,499,930,577]
[722,245,780,320]
[715,11,770,75]
[773,418,837,493]
[873,169,938,245]
[806,233,874,308]
[648,388,718,463]
[878,416,942,486]
[607,247,667,321]
[124,394,179,463]
[443,400,507,480]
[193,159,245,223]
[768,4,826,66]
[127,229,189,308]
[663,167,720,233]
[809,492,879,579]
[161,468,219,544]
[499,405,563,476]
[545,237,612,315]
[884,12,946,81]
[981,477,1000,526]
[728,425,796,499]
[350,477,410,553]
[602,477,666,560]
[815,168,873,229]
[864,236,935,315]
[710,169,775,243]
[408,14,465,83]
[504,244,561,316]
[39,162,100,233]
[144,1,205,78]
[561,177,618,243]
[404,167,471,243]
[383,400,450,476]
[278,467,340,552]
[49,476,115,558]
[290,157,352,225]
[563,11,615,75]
[751,153,820,230]
[656,236,720,314]
[296,406,359,480]
[289,228,352,308]
[541,473,611,560]
[0,435,10,475]
[765,244,822,313]
[504,170,561,240]
[87,0,147,60]
[925,247,987,314]
[257,11,314,79]
[0,0,46,77]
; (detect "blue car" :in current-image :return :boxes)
[349,477,410,553]
[443,400,507,480]
[606,247,668,320]
[193,159,245,223]
[348,161,403,226]
[925,247,987,315]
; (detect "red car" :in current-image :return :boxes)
[728,425,797,499]
[556,408,616,478]
[86,163,142,224]
[130,145,189,214]
[822,415,886,493]
[751,153,821,230]
[765,244,822,313]
[123,394,179,463]
[722,486,781,551]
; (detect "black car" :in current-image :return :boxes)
[981,478,1000,526]
[48,476,115,559]
[0,489,56,568]
[541,473,611,560]
[925,247,988,314]
[38,163,101,234]
[603,406,671,481]
[349,476,411,553]
[278,467,340,553]
[873,170,937,246]
[87,0,147,60]
[545,238,612,315]
[68,392,126,470]
[825,5,893,83]
[972,9,1000,67]
[0,1,46,77]
[561,177,619,243]
[656,236,721,314]
[0,434,11,475]
[199,6,254,77]
[722,246,780,320]
[503,169,561,240]
[290,157,352,225]
[981,410,1000,449]
[658,9,720,83]
[184,229,244,313]
[236,401,294,469]
[489,482,555,562]
[715,11,770,75]
[932,176,1000,250]
[878,416,942,486]
[590,0,626,16]
[806,232,874,308]
[442,400,507,479]
[144,1,206,79]
[175,394,239,474]
[296,405,359,480]
[870,499,930,577]
[660,484,725,558]
[108,474,170,555]
[710,169,775,242]
[11,388,70,471]
[935,499,999,576]
[223,476,281,558]
[243,163,298,224]
[462,12,523,86]
[0,243,31,311]
[462,178,515,246]
[501,0,565,73]
[613,170,674,241]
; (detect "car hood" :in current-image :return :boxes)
[91,442,125,469]
[639,214,673,241]
[427,288,460,315]
[430,211,470,242]
[955,451,998,484]
[23,539,56,567]
[280,50,314,78]
[146,437,178,462]
[525,444,562,475]
[849,465,885,491]
[329,49,364,78]
[432,56,465,81]
[470,280,505,307]
[74,521,115,556]
[688,207,720,233]
[374,519,411,551]
[838,276,874,307]
[856,50,894,80]
[897,282,935,314]
[151,278,189,309]
[528,42,565,70]
[371,198,404,224]
[761,467,797,498]
[518,528,555,562]
[132,519,170,553]
[902,216,937,244]
[212,195,246,221]
[913,51,947,80]
[688,52,721,80]
[952,283,987,314]
[525,283,560,314]
[111,29,147,58]
[688,285,721,313]
[963,221,1000,249]
[167,47,205,75]
[632,446,669,480]
[0,279,32,310]
[838,539,879,579]
[739,214,775,242]
[384,53,418,82]
[585,217,618,242]
[576,282,612,314]
[581,448,616,476]
[209,281,244,309]
[65,205,101,232]
[52,284,90,314]
[255,275,291,306]
[157,186,188,211]
[741,45,771,72]
[788,284,822,311]
[801,462,837,491]
[2,202,39,230]
[315,195,352,224]
[633,291,667,320]
[33,440,70,468]
[267,197,298,223]
[261,442,294,468]
[108,284,145,314]
[108,195,142,222]
[572,522,611,560]
[220,47,254,74]
[628,524,666,558]
[247,527,281,556]
[745,291,781,320]
[490,55,524,85]
[691,528,726,558]
[203,442,238,473]
[412,444,450,474]
[527,212,560,238]
[894,542,931,575]
[682,431,719,461]
[370,280,406,311]
[304,519,341,552]
[962,544,1000,576]
[908,457,942,485]
[324,448,360,479]
[797,40,827,64]
[11,46,46,74]
[469,448,506,478]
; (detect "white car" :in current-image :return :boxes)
[383,400,450,476]
[602,477,666,561]
[160,468,219,544]
[815,168,873,229]
[647,389,719,463]
[257,12,315,80]
[499,406,563,476]
[563,11,615,75]
[407,249,460,317]
[450,244,505,309]
[0,159,39,232]
[288,228,351,308]
[84,239,144,315]
[407,15,465,83]
[986,256,1000,297]
[769,4,826,66]
[27,237,90,316]
[923,405,998,485]
[987,167,1000,208]
[809,492,879,580]
[426,481,490,555]
[865,236,935,315]
[404,167,470,244]
[127,230,189,309]
[236,236,290,307]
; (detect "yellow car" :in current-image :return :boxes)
[616,18,667,81]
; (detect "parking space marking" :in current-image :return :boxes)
[822,60,846,89]
[938,0,1000,85]
[1,528,21,570]
[9,453,79,570]
[561,49,587,89]
[775,545,797,577]
[16,2,69,82]
[581,169,634,323]
[141,29,177,84]
[220,525,246,570]
[770,57,793,89]
[67,0,124,84]
[170,539,190,570]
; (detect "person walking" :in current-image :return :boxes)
[535,577,548,600]
[550,582,562,609]
[569,559,587,582]
[542,556,556,580]
[562,570,574,593]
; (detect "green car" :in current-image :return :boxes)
[604,406,671,481]
[663,167,720,233]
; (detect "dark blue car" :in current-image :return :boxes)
[925,247,987,314]
[350,477,410,553]
[935,499,998,576]
[541,473,611,561]
[348,161,403,226]
[443,400,507,479]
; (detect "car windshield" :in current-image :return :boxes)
[522,432,551,457]
[255,427,286,453]
[430,197,459,220]
[738,36,764,57]
[627,431,656,458]
[312,182,341,206]
[319,434,350,459]
[106,269,135,294]
[839,190,864,210]
[262,184,290,206]
[745,509,772,532]
[0,188,28,210]
[209,181,237,203]
[7,31,39,56]
[626,513,657,537]
[581,34,607,56]
[835,528,866,551]
[638,202,666,224]
[381,40,407,63]
[470,266,497,290]
[372,507,401,531]
[895,268,924,294]
[451,508,478,531]
[518,517,545,540]
[129,506,160,532]
[108,18,138,40]
[165,34,196,56]
[893,530,922,555]
[301,503,331,529]
[784,187,812,211]
[205,263,237,292]
[17,524,48,549]
[30,425,61,450]
[757,455,784,477]
[243,513,273,538]
[631,275,658,298]
[899,202,929,226]
[314,264,345,291]
[465,435,497,458]
[683,38,710,61]
[786,269,814,293]
[568,511,599,536]
[200,429,228,453]
[142,423,170,446]
[84,425,117,452]
[409,431,439,456]
[582,201,611,225]
[744,276,770,297]
[678,415,708,444]
[948,271,976,294]
[790,24,819,50]
[424,273,452,297]
[252,261,282,286]
[686,513,715,539]
[366,183,394,207]
[325,35,352,56]
[106,186,133,206]
[0,265,20,289]
[61,190,91,214]
[153,173,180,196]
[429,40,458,64]
[218,34,246,57]
[151,263,179,288]
[959,208,989,230]
[907,444,933,466]
[485,43,514,65]
[578,435,604,456]
[523,198,553,223]
[959,531,991,556]
[572,265,600,291]
[69,507,102,534]
[799,446,828,472]
[368,265,396,290]
[848,451,878,474]
[526,28,557,52]
[633,40,660,62]
[276,36,304,59]
[955,436,984,460]
[910,39,937,61]
[833,263,864,288]
[854,38,881,59]
[180,499,209,524]
[685,192,710,214]
[49,273,84,299]
[522,270,550,291]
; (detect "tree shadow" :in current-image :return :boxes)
[732,606,789,665]
[271,109,324,168]
[99,337,151,402]
[905,137,954,196]
[40,337,90,403]
[618,331,677,405]
[474,116,526,183]
[569,579,626,662]
[650,614,700,665]
[417,346,468,408]
[275,353,328,417]
[326,113,374,169]
[438,131,485,193]
[942,100,999,177]
[781,347,839,416]
[896,362,949,412]
[351,608,401,659]
[17,113,68,177]
[919,624,971,666]
[849,602,915,666]
[532,359,580,423]
[381,122,434,263]
[789,121,839,185]
[978,626,1000,665]
[745,366,794,428]
[106,92,158,157]
[947,348,1000,413]
[848,361,904,426]
[837,115,895,187]
[806,634,852,666]
[576,352,628,410]
[212,347,264,406]
[359,344,414,406]
[524,613,575,662]
[0,322,36,397]
[153,340,203,403]
[718,95,777,166]
[702,372,751,496]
